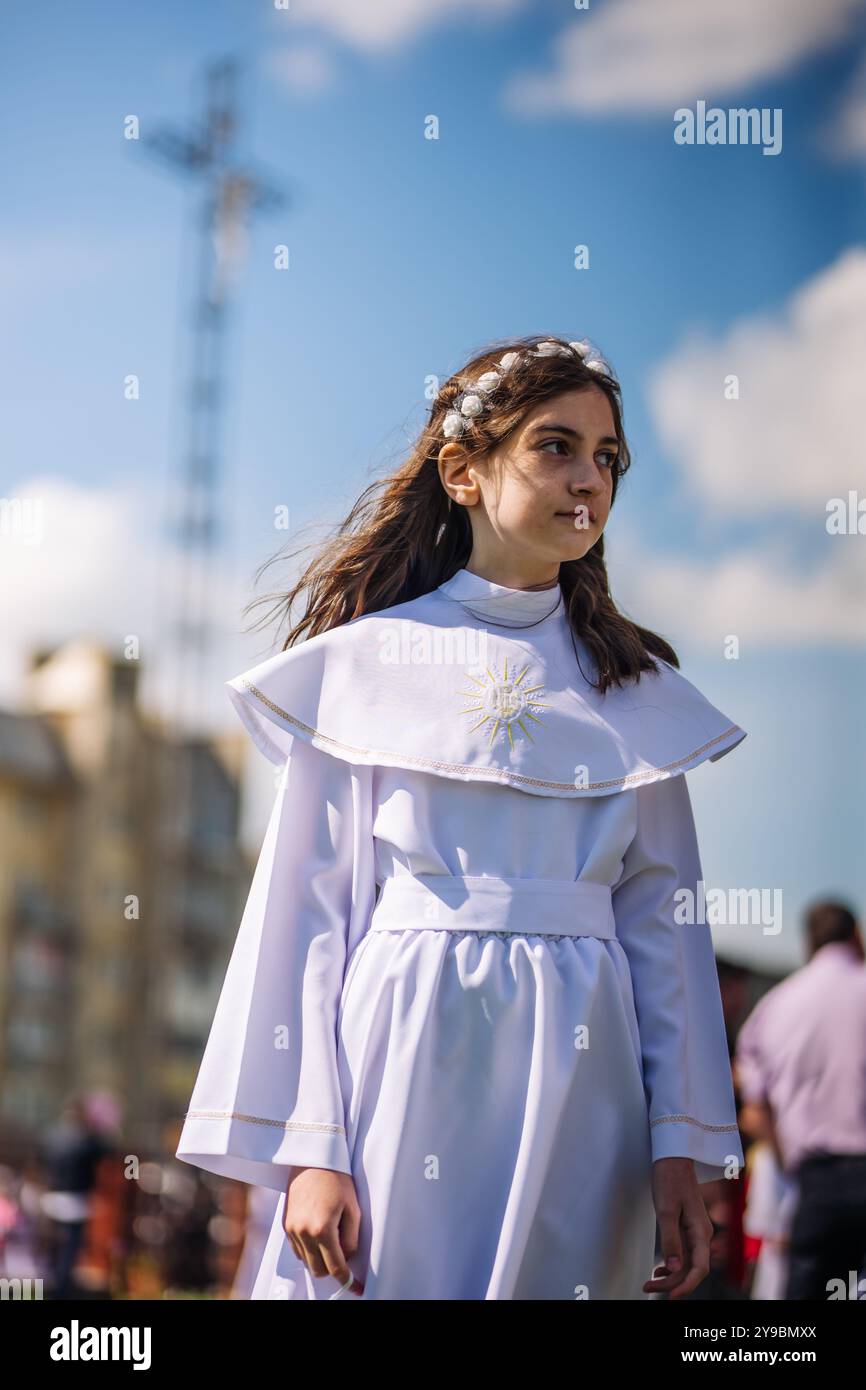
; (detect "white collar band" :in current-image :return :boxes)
[437,568,564,627]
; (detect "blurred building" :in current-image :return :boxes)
[0,706,77,1134]
[0,641,251,1162]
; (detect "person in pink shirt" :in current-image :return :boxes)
[735,901,866,1300]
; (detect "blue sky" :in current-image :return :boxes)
[3,0,865,971]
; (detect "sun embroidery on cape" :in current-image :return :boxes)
[458,658,551,750]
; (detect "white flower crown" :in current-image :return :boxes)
[440,338,613,440]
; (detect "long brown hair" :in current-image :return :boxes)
[243,333,679,694]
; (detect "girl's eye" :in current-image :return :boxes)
[540,439,619,469]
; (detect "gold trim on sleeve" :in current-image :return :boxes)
[184,1108,346,1136]
[650,1114,740,1133]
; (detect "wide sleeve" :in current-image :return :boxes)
[175,734,375,1192]
[611,772,745,1185]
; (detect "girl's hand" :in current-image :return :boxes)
[283,1165,365,1296]
[643,1157,714,1300]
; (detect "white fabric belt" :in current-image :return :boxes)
[370,873,616,939]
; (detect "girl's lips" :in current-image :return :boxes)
[556,508,597,524]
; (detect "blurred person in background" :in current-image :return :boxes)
[39,1092,115,1298]
[0,1167,19,1274]
[7,1159,45,1285]
[739,1138,800,1299]
[162,1175,224,1296]
[734,900,866,1300]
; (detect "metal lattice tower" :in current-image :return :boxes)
[139,58,286,1154]
[146,57,285,736]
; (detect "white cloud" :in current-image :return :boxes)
[610,518,866,647]
[645,247,866,517]
[264,43,338,96]
[606,248,866,649]
[0,476,250,733]
[275,0,523,53]
[504,0,865,115]
[823,51,866,160]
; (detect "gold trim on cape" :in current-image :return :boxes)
[240,678,742,793]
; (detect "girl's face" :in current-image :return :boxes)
[438,386,617,583]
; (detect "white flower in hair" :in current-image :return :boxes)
[443,410,468,438]
[584,357,608,374]
[532,340,569,358]
[460,393,485,418]
[568,339,592,357]
[474,370,503,394]
[498,351,522,372]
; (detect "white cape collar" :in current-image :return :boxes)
[226,578,747,798]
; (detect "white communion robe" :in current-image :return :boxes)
[176,567,748,1300]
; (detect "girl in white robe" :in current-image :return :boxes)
[176,336,747,1300]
